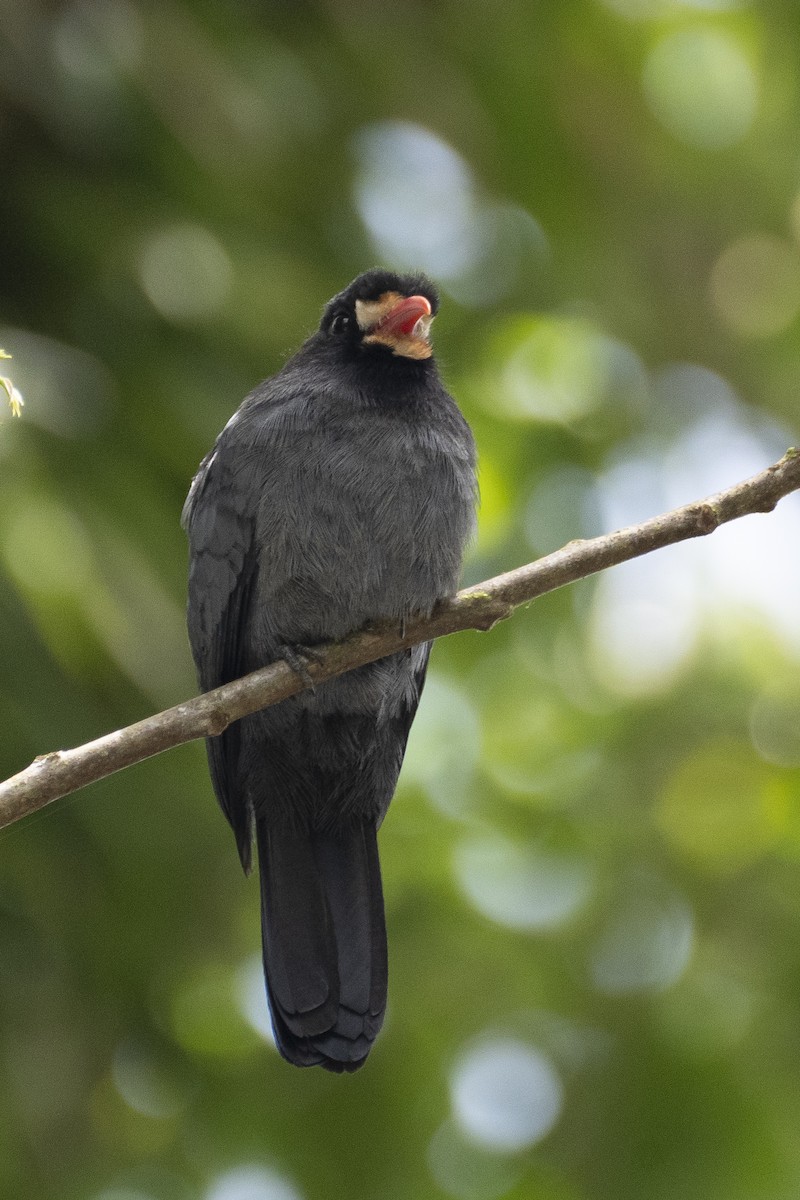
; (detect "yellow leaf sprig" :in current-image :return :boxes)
[0,350,23,417]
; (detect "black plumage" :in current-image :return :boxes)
[182,269,477,1070]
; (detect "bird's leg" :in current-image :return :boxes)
[274,642,325,692]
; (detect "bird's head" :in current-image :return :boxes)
[318,269,439,362]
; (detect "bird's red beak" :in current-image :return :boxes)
[375,295,433,338]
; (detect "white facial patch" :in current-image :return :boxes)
[354,293,402,332]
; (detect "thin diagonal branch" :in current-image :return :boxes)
[1,448,798,831]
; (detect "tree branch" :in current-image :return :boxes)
[2,448,799,831]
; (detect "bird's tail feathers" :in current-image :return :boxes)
[256,821,387,1072]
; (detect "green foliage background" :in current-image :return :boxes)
[2,2,800,1198]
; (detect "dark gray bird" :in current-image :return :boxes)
[182,269,477,1071]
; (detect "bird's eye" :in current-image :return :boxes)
[330,313,351,336]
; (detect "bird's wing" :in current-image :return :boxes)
[182,442,258,869]
[398,641,432,744]
[376,641,432,825]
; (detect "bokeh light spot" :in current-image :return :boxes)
[657,740,785,872]
[600,0,746,17]
[236,956,277,1048]
[0,326,113,437]
[444,203,549,308]
[642,28,758,148]
[589,568,699,696]
[589,454,700,695]
[650,361,740,434]
[524,464,601,557]
[710,235,800,338]
[590,886,694,994]
[451,1038,563,1152]
[352,122,546,305]
[750,687,800,768]
[138,224,233,323]
[427,1119,524,1200]
[454,835,594,931]
[205,1166,303,1200]
[111,1040,188,1120]
[659,957,756,1056]
[479,660,603,802]
[401,675,481,817]
[490,316,642,425]
[590,390,800,687]
[52,0,143,86]
[353,121,477,281]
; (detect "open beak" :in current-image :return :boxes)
[374,294,433,340]
[355,290,435,358]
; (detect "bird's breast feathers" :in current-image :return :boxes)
[235,397,475,639]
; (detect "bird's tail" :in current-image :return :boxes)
[256,820,388,1072]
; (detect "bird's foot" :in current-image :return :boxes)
[275,643,324,692]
